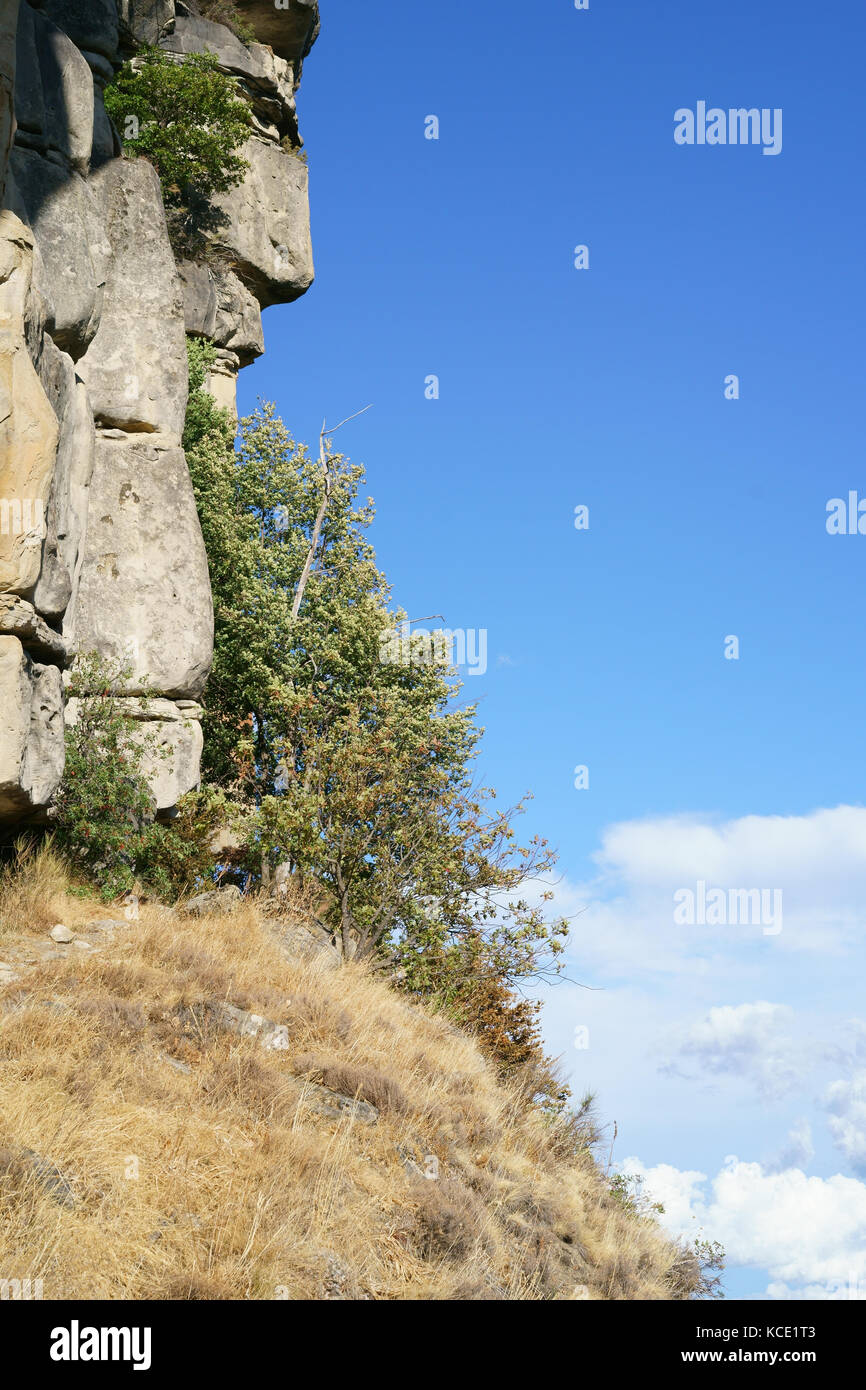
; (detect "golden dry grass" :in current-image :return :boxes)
[0,850,698,1301]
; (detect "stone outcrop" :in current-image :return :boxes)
[0,1,319,824]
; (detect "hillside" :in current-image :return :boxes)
[0,849,700,1301]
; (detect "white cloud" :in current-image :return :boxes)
[625,1154,866,1298]
[769,1120,815,1173]
[659,1002,804,1099]
[824,1072,866,1176]
[543,804,866,979]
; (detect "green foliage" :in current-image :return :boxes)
[140,786,252,899]
[104,47,251,256]
[53,650,244,904]
[53,653,160,901]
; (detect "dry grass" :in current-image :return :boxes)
[0,840,71,938]
[0,850,698,1300]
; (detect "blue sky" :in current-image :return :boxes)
[241,0,866,1298]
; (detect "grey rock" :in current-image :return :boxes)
[91,86,121,170]
[266,913,340,972]
[0,639,64,819]
[10,147,107,358]
[177,259,218,338]
[131,701,203,815]
[186,884,243,918]
[214,1000,290,1050]
[0,210,61,600]
[13,2,44,142]
[231,1,320,71]
[64,695,204,815]
[0,596,67,664]
[119,1,176,49]
[36,14,94,175]
[212,267,263,363]
[73,434,214,701]
[35,0,119,65]
[31,338,95,627]
[161,15,268,85]
[211,137,313,308]
[177,260,264,364]
[208,822,245,857]
[49,924,73,943]
[20,1147,78,1209]
[161,1052,191,1075]
[300,1079,379,1127]
[78,158,187,437]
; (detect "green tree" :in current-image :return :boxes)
[104,47,251,255]
[183,346,569,1003]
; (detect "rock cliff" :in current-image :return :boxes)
[0,0,319,825]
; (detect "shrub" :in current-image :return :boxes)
[104,47,251,257]
[196,1,257,45]
[52,653,160,901]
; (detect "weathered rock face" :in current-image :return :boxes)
[75,435,213,698]
[0,1,318,824]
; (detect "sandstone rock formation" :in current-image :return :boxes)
[0,1,319,826]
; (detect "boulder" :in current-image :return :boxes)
[212,267,263,363]
[0,210,59,598]
[35,13,94,175]
[118,1,176,50]
[78,158,187,437]
[234,1,320,71]
[177,258,218,339]
[186,884,243,918]
[0,596,67,664]
[73,434,213,700]
[123,697,203,815]
[10,147,107,359]
[211,136,313,307]
[0,636,64,819]
[178,260,264,364]
[31,337,95,626]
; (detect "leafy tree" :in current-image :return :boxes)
[104,48,251,255]
[183,344,570,1020]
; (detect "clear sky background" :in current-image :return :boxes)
[241,0,866,1299]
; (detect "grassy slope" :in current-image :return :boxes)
[0,850,697,1300]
